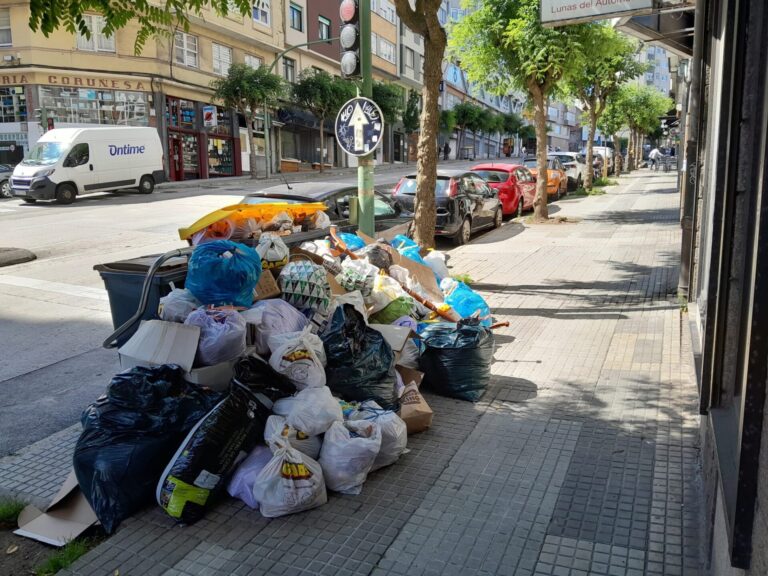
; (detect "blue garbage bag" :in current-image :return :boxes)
[441,278,492,326]
[391,234,417,250]
[337,232,367,252]
[185,240,262,308]
[418,318,495,402]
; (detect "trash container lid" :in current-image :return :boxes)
[93,254,188,274]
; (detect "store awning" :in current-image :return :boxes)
[616,5,696,57]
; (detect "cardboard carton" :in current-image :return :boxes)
[14,470,98,546]
[118,320,235,391]
[252,268,281,302]
[398,382,432,435]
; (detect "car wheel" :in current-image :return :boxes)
[139,175,155,194]
[576,175,583,190]
[516,197,524,218]
[0,180,10,198]
[22,198,36,204]
[493,207,502,229]
[453,217,471,246]
[55,183,76,204]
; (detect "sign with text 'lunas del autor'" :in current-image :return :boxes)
[541,0,654,27]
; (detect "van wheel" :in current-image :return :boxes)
[453,217,471,246]
[55,183,76,204]
[139,175,155,194]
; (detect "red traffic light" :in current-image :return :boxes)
[340,0,357,22]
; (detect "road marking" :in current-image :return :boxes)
[0,275,108,301]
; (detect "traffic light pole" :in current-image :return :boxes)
[357,0,375,237]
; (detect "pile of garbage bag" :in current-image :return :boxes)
[66,212,503,534]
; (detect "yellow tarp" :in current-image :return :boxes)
[178,202,329,241]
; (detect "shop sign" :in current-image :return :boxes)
[203,106,217,128]
[0,72,149,91]
[541,0,654,26]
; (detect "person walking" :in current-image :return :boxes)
[443,142,451,161]
[649,147,662,170]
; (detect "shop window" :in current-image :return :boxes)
[39,86,147,125]
[0,9,11,47]
[76,14,115,53]
[208,138,234,176]
[253,0,271,27]
[213,43,233,76]
[319,16,331,40]
[174,32,198,68]
[244,54,263,69]
[0,87,26,122]
[289,3,303,32]
[283,57,296,83]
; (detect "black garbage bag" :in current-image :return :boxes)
[156,361,292,525]
[320,304,399,410]
[73,365,222,534]
[419,318,495,402]
[358,243,394,271]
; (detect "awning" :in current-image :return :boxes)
[616,4,696,57]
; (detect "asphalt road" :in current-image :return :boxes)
[0,159,486,455]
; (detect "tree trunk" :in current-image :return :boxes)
[635,130,642,167]
[613,132,622,175]
[246,113,258,179]
[531,87,549,221]
[411,25,446,248]
[318,119,325,173]
[486,133,491,159]
[585,107,597,189]
[627,127,635,172]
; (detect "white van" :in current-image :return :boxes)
[11,127,165,204]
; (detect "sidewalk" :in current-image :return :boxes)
[0,170,703,576]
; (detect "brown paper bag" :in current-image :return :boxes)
[398,383,433,435]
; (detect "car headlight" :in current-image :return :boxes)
[35,168,55,178]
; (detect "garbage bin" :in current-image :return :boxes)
[94,254,189,346]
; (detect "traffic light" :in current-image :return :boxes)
[339,0,361,79]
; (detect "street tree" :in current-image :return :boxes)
[393,0,447,248]
[453,102,482,161]
[451,0,587,221]
[402,90,421,164]
[502,112,524,155]
[569,25,645,188]
[211,63,284,180]
[617,85,673,170]
[372,82,405,164]
[598,94,628,174]
[28,0,252,53]
[291,69,355,174]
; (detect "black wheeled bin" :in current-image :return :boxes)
[94,254,189,346]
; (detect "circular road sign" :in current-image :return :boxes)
[334,97,384,157]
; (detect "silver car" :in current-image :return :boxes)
[548,152,588,190]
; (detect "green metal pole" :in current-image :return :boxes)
[357,0,375,237]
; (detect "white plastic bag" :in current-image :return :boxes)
[312,211,332,230]
[264,415,322,460]
[267,211,294,233]
[336,259,379,297]
[287,386,343,436]
[226,444,273,509]
[388,265,431,318]
[319,420,382,495]
[240,299,308,356]
[368,274,408,314]
[252,439,327,518]
[268,329,327,390]
[328,290,368,323]
[423,251,450,281]
[350,401,407,471]
[184,308,246,366]
[398,339,421,369]
[230,218,261,241]
[158,288,201,323]
[256,233,290,270]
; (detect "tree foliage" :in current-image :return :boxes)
[28,0,252,54]
[211,63,284,179]
[372,81,405,124]
[439,109,457,135]
[450,0,587,220]
[402,90,421,135]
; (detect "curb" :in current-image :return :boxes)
[0,248,36,268]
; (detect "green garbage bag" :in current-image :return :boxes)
[369,296,415,325]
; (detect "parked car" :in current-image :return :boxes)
[547,152,587,190]
[471,162,536,218]
[584,145,615,175]
[522,156,568,199]
[0,164,14,197]
[392,170,503,245]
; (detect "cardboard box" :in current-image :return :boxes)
[396,365,424,389]
[398,382,432,435]
[253,269,281,302]
[118,320,235,391]
[370,323,419,364]
[14,470,98,546]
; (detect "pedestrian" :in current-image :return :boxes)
[522,146,527,157]
[649,147,661,170]
[443,142,451,161]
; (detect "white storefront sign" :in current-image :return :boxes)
[541,0,654,26]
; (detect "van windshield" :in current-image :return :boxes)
[22,142,69,166]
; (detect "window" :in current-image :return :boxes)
[405,47,415,69]
[213,43,233,76]
[0,9,11,46]
[39,86,148,126]
[244,54,263,69]
[283,57,296,83]
[318,16,331,40]
[76,14,115,52]
[64,143,89,167]
[0,87,26,122]
[174,32,198,68]
[378,38,396,64]
[373,0,396,23]
[253,0,271,26]
[289,3,303,31]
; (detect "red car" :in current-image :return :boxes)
[471,163,537,217]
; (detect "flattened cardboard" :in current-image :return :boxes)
[14,470,98,546]
[398,383,432,435]
[396,365,424,389]
[118,320,235,390]
[355,232,443,303]
[253,269,281,301]
[369,324,414,353]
